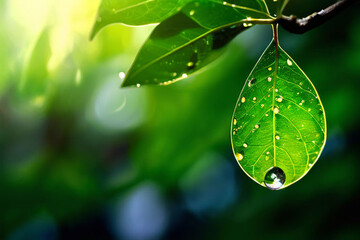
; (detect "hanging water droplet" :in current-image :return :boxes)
[264,167,286,190]
[243,143,248,148]
[243,22,253,27]
[236,152,244,161]
[248,78,256,87]
[241,97,246,103]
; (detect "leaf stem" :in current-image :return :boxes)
[277,0,356,34]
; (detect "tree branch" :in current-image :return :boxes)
[278,0,356,34]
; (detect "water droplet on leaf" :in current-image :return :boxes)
[274,107,279,114]
[248,78,256,87]
[236,152,244,161]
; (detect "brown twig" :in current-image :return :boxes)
[278,0,356,34]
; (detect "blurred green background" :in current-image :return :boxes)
[1,0,360,239]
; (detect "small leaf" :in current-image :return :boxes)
[91,0,191,39]
[20,29,51,105]
[231,38,326,190]
[122,1,274,87]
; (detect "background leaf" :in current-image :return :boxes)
[91,0,191,39]
[122,1,274,87]
[91,0,272,39]
[231,39,326,190]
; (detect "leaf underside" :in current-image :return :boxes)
[231,40,326,189]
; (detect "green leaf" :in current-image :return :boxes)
[91,0,191,39]
[91,0,272,39]
[20,29,51,104]
[122,1,274,87]
[231,38,327,190]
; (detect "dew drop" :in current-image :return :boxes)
[276,97,283,103]
[243,22,253,27]
[261,104,265,108]
[236,152,243,161]
[268,77,272,82]
[119,72,126,79]
[268,67,272,71]
[233,131,236,135]
[189,10,195,16]
[287,59,293,66]
[275,135,280,140]
[241,97,246,103]
[266,152,270,155]
[264,167,286,190]
[243,143,248,148]
[275,88,279,92]
[136,83,141,88]
[182,73,188,78]
[233,118,237,125]
[172,72,177,77]
[248,77,256,87]
[187,62,194,67]
[253,97,257,101]
[255,124,260,129]
[274,107,279,114]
